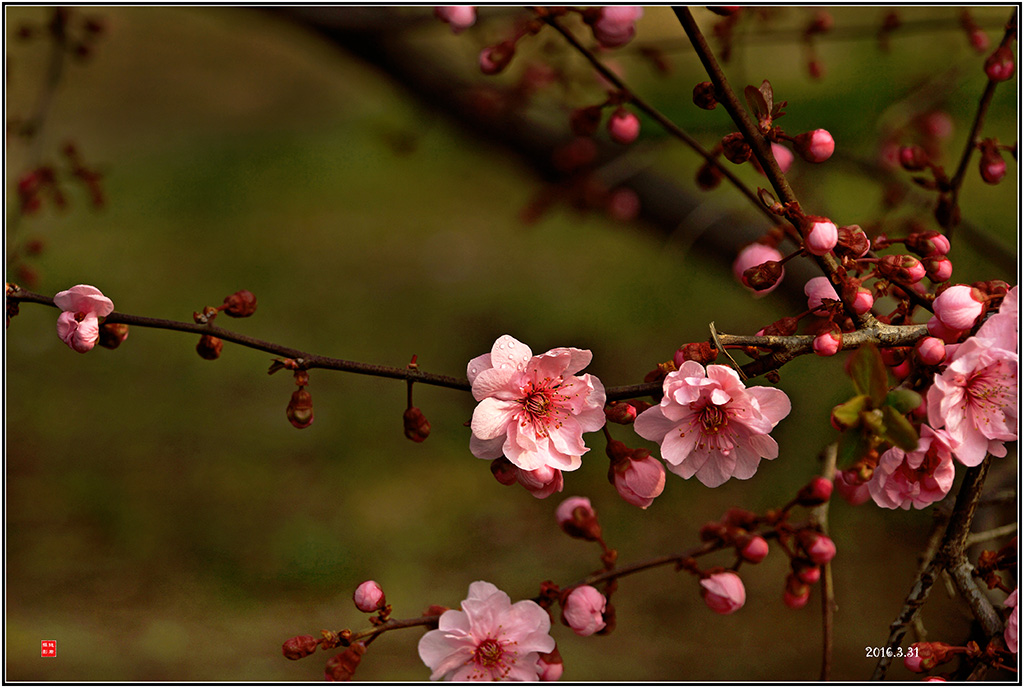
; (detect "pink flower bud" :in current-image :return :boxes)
[906,231,951,257]
[852,288,874,315]
[591,6,643,48]
[979,145,1007,184]
[517,464,563,499]
[607,187,640,221]
[799,531,837,564]
[890,358,911,381]
[562,585,607,636]
[537,648,564,681]
[733,242,785,294]
[353,580,386,612]
[915,337,947,365]
[282,635,319,660]
[923,256,953,283]
[479,41,515,75]
[984,45,1015,81]
[877,254,926,284]
[903,653,924,673]
[794,562,821,585]
[805,276,840,312]
[794,129,835,163]
[605,401,638,424]
[609,452,665,509]
[434,6,476,33]
[933,284,985,330]
[803,217,838,256]
[835,469,871,506]
[813,331,842,357]
[926,316,966,344]
[53,284,115,353]
[607,108,640,145]
[738,535,769,564]
[700,571,746,615]
[797,477,834,506]
[556,496,601,540]
[783,574,811,609]
[899,145,929,171]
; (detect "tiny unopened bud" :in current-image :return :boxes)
[733,242,785,293]
[721,132,752,164]
[287,388,314,429]
[402,406,431,442]
[796,477,834,506]
[898,145,929,171]
[798,530,837,564]
[783,573,811,609]
[434,5,476,33]
[720,507,759,529]
[813,330,842,357]
[607,108,640,145]
[915,336,947,366]
[984,45,1015,81]
[793,560,822,584]
[605,401,638,424]
[835,224,871,258]
[555,496,602,541]
[282,634,319,660]
[98,322,129,349]
[743,261,785,291]
[793,129,835,163]
[673,342,718,367]
[569,105,603,137]
[196,334,223,360]
[353,580,386,613]
[738,534,769,564]
[480,41,515,75]
[538,647,564,681]
[692,81,718,109]
[324,642,367,682]
[222,289,257,317]
[979,144,1006,184]
[877,254,926,284]
[763,316,799,337]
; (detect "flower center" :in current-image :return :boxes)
[700,405,728,434]
[470,637,514,679]
[518,379,569,437]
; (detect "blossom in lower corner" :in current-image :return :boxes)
[867,425,956,510]
[468,335,606,474]
[54,284,115,353]
[417,581,556,681]
[633,361,791,487]
[926,287,1018,466]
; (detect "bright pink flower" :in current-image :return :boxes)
[468,335,606,473]
[634,361,791,488]
[610,451,666,508]
[607,108,640,144]
[353,580,386,612]
[418,581,556,681]
[54,284,115,353]
[804,276,839,312]
[733,243,784,295]
[700,571,746,614]
[813,331,842,357]
[434,6,476,33]
[1005,588,1018,654]
[562,585,607,636]
[794,128,835,163]
[933,285,985,331]
[591,6,643,48]
[916,337,947,366]
[804,218,838,256]
[868,425,956,510]
[834,468,871,506]
[927,290,1017,466]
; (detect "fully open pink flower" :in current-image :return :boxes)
[868,426,956,510]
[54,284,115,353]
[634,361,791,487]
[927,288,1018,466]
[468,335,606,473]
[418,581,556,681]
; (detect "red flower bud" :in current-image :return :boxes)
[898,145,929,171]
[556,496,602,541]
[673,342,718,367]
[480,41,515,76]
[979,142,1006,184]
[721,132,752,164]
[742,260,785,291]
[222,289,257,317]
[835,224,871,258]
[287,388,314,429]
[984,45,1015,82]
[282,634,320,660]
[196,334,223,360]
[692,81,718,110]
[324,642,366,682]
[98,322,130,349]
[604,401,638,424]
[793,129,835,163]
[796,477,834,506]
[402,407,431,442]
[490,457,518,486]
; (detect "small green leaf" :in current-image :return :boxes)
[831,394,870,430]
[885,389,923,415]
[849,343,889,405]
[881,405,920,451]
[837,429,871,467]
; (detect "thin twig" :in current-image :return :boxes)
[811,443,838,682]
[965,523,1018,548]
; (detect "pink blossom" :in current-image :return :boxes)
[733,242,784,295]
[1005,588,1018,654]
[700,571,746,614]
[468,335,606,474]
[794,128,835,163]
[852,287,874,314]
[634,361,791,488]
[418,581,556,681]
[927,290,1018,466]
[591,6,643,48]
[834,468,871,506]
[916,337,947,366]
[868,425,956,510]
[813,331,842,357]
[804,218,838,256]
[54,284,115,353]
[434,6,476,33]
[933,285,985,331]
[562,585,607,636]
[804,276,839,312]
[353,580,386,612]
[607,108,640,144]
[923,256,953,283]
[609,451,666,508]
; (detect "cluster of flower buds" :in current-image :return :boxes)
[192,290,257,360]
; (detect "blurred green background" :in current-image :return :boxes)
[5,6,1017,681]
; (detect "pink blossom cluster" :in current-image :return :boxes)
[634,361,791,488]
[418,581,556,681]
[468,335,606,484]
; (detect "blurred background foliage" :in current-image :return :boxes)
[4,5,1017,681]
